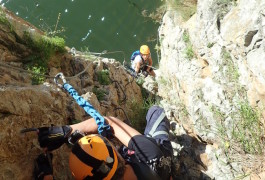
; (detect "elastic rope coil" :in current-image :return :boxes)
[54,72,111,137]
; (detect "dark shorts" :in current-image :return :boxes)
[128,135,163,162]
[127,135,172,180]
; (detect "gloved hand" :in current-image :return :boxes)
[142,71,148,77]
[34,153,53,180]
[38,125,72,151]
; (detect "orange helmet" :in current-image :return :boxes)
[69,135,118,180]
[140,45,150,55]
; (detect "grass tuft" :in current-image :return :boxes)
[128,97,156,133]
[92,87,107,101]
[221,49,239,82]
[183,31,194,60]
[97,69,111,85]
[232,102,263,154]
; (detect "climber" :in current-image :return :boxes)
[34,105,173,180]
[131,45,156,77]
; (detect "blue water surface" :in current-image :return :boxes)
[1,0,162,64]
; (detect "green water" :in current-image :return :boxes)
[1,0,162,64]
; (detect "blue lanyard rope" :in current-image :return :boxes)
[63,83,111,137]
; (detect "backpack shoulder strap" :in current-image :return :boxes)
[130,50,140,60]
[146,112,168,138]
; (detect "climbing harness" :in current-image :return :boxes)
[54,73,111,137]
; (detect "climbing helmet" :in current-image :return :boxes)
[140,45,150,55]
[69,134,118,180]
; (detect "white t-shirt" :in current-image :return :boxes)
[131,55,143,70]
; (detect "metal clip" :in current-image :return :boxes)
[54,72,66,88]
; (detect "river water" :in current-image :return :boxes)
[1,0,162,65]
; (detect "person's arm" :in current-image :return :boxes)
[133,55,142,73]
[135,61,141,73]
[70,116,141,147]
[147,57,153,72]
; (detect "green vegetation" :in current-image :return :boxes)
[183,31,190,43]
[183,31,195,60]
[24,54,48,85]
[213,101,264,155]
[23,32,65,58]
[92,87,107,101]
[128,97,156,133]
[221,49,239,82]
[207,42,215,48]
[232,102,263,154]
[185,45,195,60]
[22,31,65,84]
[136,76,145,86]
[97,69,111,85]
[212,106,228,143]
[28,66,46,85]
[178,102,189,118]
[0,8,13,32]
[0,9,8,24]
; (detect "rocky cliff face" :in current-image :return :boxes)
[158,0,265,179]
[0,8,142,179]
[1,1,265,179]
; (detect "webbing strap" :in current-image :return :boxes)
[63,83,110,137]
[148,112,166,137]
[151,131,169,137]
[72,143,102,170]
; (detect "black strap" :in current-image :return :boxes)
[72,135,115,180]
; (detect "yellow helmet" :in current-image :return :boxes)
[140,45,150,55]
[69,135,118,180]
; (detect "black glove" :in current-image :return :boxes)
[38,125,72,151]
[34,153,53,180]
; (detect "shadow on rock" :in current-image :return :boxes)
[170,122,212,180]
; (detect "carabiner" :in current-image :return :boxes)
[54,72,66,88]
